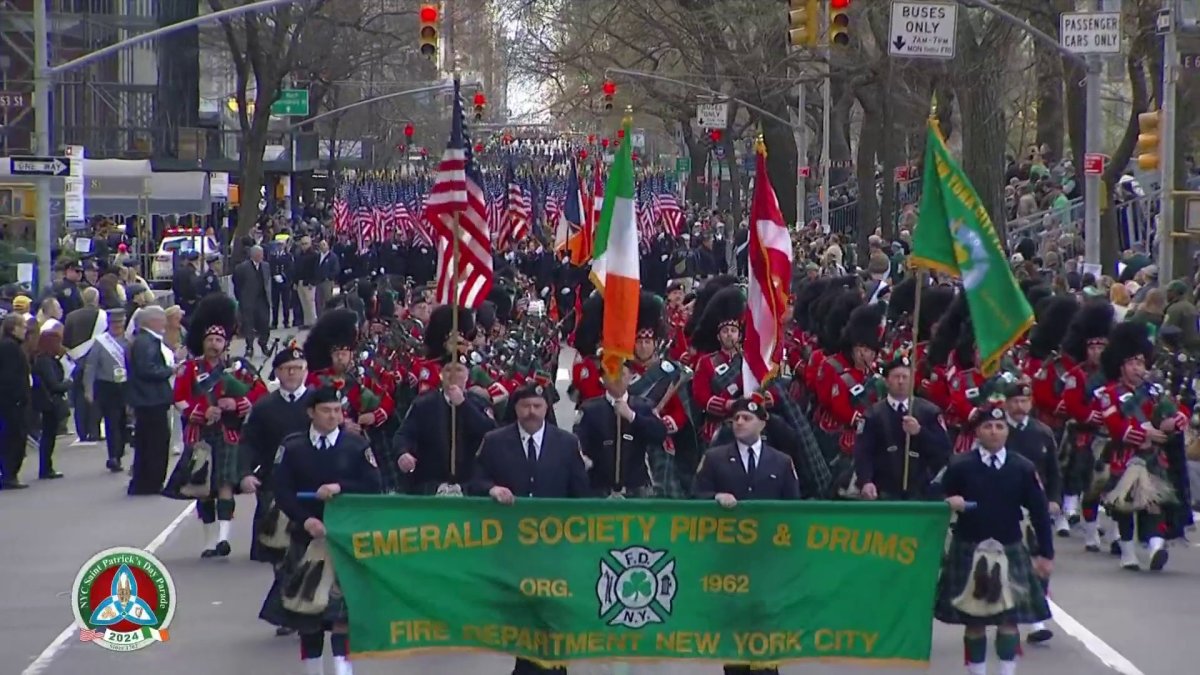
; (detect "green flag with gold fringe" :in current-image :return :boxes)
[910,118,1033,376]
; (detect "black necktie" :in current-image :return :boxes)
[989,455,1000,470]
[526,437,537,465]
[746,448,756,477]
[286,393,294,403]
[318,436,328,451]
[896,402,907,416]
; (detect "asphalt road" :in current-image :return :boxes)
[3,338,1197,675]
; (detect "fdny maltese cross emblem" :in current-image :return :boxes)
[596,546,678,629]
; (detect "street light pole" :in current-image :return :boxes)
[1083,57,1102,266]
[820,6,831,233]
[1156,0,1180,280]
[33,0,50,291]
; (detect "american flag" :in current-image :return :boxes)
[79,627,105,642]
[498,158,531,250]
[423,79,493,308]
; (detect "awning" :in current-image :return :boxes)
[75,161,212,216]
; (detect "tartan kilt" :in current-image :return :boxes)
[368,423,403,494]
[250,490,286,565]
[647,442,686,498]
[259,528,349,634]
[934,537,1050,626]
[161,428,241,501]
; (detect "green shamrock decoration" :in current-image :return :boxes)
[621,570,653,602]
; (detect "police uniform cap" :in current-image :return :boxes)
[511,383,548,406]
[184,250,200,261]
[730,397,768,421]
[306,386,342,409]
[272,347,305,370]
[881,353,912,375]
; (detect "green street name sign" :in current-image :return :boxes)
[271,89,309,116]
[675,157,691,173]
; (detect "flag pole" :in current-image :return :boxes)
[450,210,461,480]
[902,269,925,494]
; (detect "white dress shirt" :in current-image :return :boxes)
[519,424,546,460]
[310,426,340,449]
[281,385,307,404]
[887,395,910,413]
[979,447,1007,469]
[737,439,762,473]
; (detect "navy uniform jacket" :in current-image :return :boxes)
[574,395,667,494]
[272,429,382,526]
[692,442,801,500]
[238,390,312,483]
[852,397,951,499]
[1006,417,1063,505]
[393,389,497,492]
[943,450,1055,558]
[468,423,590,498]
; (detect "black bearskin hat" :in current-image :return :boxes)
[886,277,917,323]
[185,293,238,357]
[475,301,498,332]
[918,286,956,341]
[928,295,972,367]
[1061,299,1114,363]
[691,286,746,355]
[818,290,862,354]
[1101,321,1154,381]
[685,274,739,339]
[1028,295,1078,360]
[424,304,475,361]
[636,291,664,340]
[357,280,376,305]
[487,287,514,325]
[574,291,605,357]
[792,278,829,333]
[1021,280,1052,311]
[302,308,360,371]
[841,302,886,355]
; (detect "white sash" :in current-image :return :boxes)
[97,332,127,383]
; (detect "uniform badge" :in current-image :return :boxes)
[364,448,377,468]
[715,363,729,376]
[580,367,588,379]
[747,402,759,412]
[661,362,675,374]
[726,383,738,395]
[273,445,286,464]
[1063,374,1076,388]
[420,368,430,380]
[965,387,980,399]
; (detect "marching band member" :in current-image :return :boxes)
[810,289,862,458]
[164,293,268,558]
[1095,321,1189,571]
[819,300,886,488]
[1027,295,1078,534]
[569,292,606,407]
[689,286,747,446]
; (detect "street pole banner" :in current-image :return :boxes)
[324,496,949,666]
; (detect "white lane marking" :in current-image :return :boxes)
[1050,599,1146,675]
[22,502,195,675]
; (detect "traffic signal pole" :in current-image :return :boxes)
[30,0,308,291]
[1156,0,1180,280]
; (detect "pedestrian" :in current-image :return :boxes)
[691,397,800,675]
[124,305,175,495]
[233,245,271,357]
[933,399,1054,675]
[83,308,130,473]
[469,383,589,675]
[260,386,382,675]
[0,314,32,489]
[31,322,69,479]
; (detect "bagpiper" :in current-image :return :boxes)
[689,285,747,446]
[1027,295,1079,534]
[820,301,887,491]
[1095,321,1189,571]
[304,308,398,489]
[663,279,692,366]
[569,292,606,406]
[810,290,867,460]
[627,290,697,497]
[164,293,268,558]
[1057,299,1115,551]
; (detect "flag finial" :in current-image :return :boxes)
[755,134,766,157]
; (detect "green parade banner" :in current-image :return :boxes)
[323,496,949,667]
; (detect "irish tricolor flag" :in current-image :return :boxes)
[589,118,641,380]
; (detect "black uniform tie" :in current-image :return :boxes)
[746,448,757,477]
[318,436,329,451]
[526,437,538,465]
[989,455,1000,470]
[896,402,907,416]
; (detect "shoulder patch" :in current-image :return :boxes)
[1064,375,1076,389]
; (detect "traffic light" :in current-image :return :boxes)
[1136,109,1161,171]
[602,80,616,111]
[473,92,486,121]
[404,123,414,141]
[789,0,819,48]
[419,4,439,59]
[830,0,851,47]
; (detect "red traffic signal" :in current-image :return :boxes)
[709,129,723,142]
[473,92,487,107]
[578,149,589,160]
[831,0,850,7]
[616,128,625,139]
[403,123,414,138]
[419,4,438,22]
[473,142,484,153]
[601,138,609,148]
[631,151,639,162]
[602,80,616,96]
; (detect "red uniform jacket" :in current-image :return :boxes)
[307,367,395,427]
[571,355,605,403]
[817,353,878,453]
[1031,353,1077,428]
[690,348,742,444]
[666,305,690,364]
[628,360,688,436]
[946,366,986,453]
[174,357,267,446]
[1096,381,1189,474]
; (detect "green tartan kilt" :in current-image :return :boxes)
[161,428,241,501]
[368,424,402,494]
[934,537,1051,627]
[259,527,349,633]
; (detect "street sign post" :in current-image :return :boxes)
[9,156,70,176]
[271,89,309,116]
[799,166,812,179]
[64,145,85,222]
[1060,12,1122,54]
[696,103,728,129]
[0,91,28,109]
[889,2,958,60]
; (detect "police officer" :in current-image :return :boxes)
[852,354,951,500]
[173,251,201,318]
[469,383,589,675]
[52,259,84,315]
[691,397,799,675]
[260,386,382,675]
[268,235,296,329]
[199,253,223,297]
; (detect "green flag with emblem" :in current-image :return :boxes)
[910,118,1033,376]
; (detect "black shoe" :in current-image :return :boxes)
[106,459,123,473]
[1,479,29,490]
[39,471,64,479]
[274,626,295,637]
[1149,547,1169,571]
[1027,628,1054,644]
[200,547,219,559]
[1110,540,1122,556]
[214,540,232,557]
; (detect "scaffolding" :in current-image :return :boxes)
[0,0,199,159]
